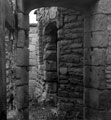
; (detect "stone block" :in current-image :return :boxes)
[29,71,37,80]
[59,67,67,75]
[45,43,57,51]
[85,66,106,89]
[91,31,108,47]
[16,48,29,66]
[15,67,28,79]
[64,15,76,23]
[91,14,107,31]
[16,108,29,120]
[29,45,35,51]
[49,7,57,19]
[17,0,25,13]
[91,0,111,14]
[59,102,73,111]
[107,15,111,31]
[44,50,57,61]
[29,59,36,65]
[84,14,91,33]
[64,22,83,29]
[48,82,57,93]
[17,30,25,47]
[29,51,36,59]
[58,90,69,98]
[60,54,81,64]
[16,85,28,109]
[58,29,64,39]
[91,48,106,66]
[107,55,111,65]
[44,60,57,71]
[85,88,107,110]
[64,32,83,39]
[44,71,57,81]
[84,48,106,66]
[17,13,29,30]
[85,107,105,120]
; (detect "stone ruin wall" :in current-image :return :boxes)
[57,7,84,119]
[29,24,44,101]
[35,7,84,119]
[5,27,16,111]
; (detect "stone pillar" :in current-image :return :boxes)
[0,0,6,119]
[44,27,58,106]
[84,0,111,119]
[16,0,29,119]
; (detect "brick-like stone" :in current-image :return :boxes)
[17,0,25,13]
[17,13,29,30]
[44,60,57,71]
[107,55,111,65]
[48,82,57,93]
[44,50,57,61]
[15,67,28,79]
[85,66,106,89]
[85,107,105,120]
[60,67,67,75]
[16,48,29,66]
[44,71,57,81]
[45,43,57,51]
[91,14,107,31]
[17,30,25,47]
[91,48,106,66]
[91,31,108,47]
[16,85,28,109]
[92,0,111,14]
[85,89,107,110]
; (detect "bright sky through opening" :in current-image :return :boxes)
[29,9,37,24]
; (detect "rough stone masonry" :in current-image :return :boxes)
[1,0,111,120]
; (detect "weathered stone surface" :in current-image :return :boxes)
[85,88,106,110]
[17,30,25,47]
[15,67,28,79]
[91,31,108,47]
[16,48,29,66]
[64,15,76,23]
[60,54,81,63]
[92,0,111,14]
[17,0,25,12]
[29,44,35,51]
[44,51,57,61]
[16,108,29,120]
[44,60,57,71]
[44,71,57,81]
[16,85,28,109]
[59,67,67,75]
[48,82,57,93]
[29,59,36,66]
[17,13,29,30]
[91,14,107,31]
[85,107,105,120]
[85,66,106,89]
[107,55,111,65]
[45,44,57,51]
[85,48,106,65]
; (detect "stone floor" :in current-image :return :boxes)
[7,105,58,120]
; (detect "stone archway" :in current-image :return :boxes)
[44,21,58,107]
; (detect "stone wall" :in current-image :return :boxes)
[57,8,84,119]
[15,0,29,119]
[35,7,58,105]
[35,7,84,119]
[29,24,44,101]
[5,27,16,111]
[84,0,111,119]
